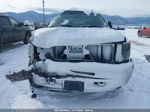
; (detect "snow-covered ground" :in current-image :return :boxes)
[0,29,150,109]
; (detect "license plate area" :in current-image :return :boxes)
[64,81,84,91]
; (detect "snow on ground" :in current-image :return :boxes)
[0,29,150,109]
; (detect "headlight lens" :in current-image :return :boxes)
[115,42,131,63]
[122,42,131,61]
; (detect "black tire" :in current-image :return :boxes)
[28,74,43,88]
[116,86,122,90]
[0,33,3,51]
[0,38,2,51]
[138,31,142,37]
[24,32,31,44]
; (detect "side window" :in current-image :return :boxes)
[9,18,19,26]
[0,16,10,26]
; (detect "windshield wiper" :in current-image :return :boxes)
[49,25,74,27]
[80,25,100,27]
[60,24,74,27]
[50,25,100,28]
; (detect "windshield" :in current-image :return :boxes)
[49,11,108,28]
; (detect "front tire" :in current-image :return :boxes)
[24,33,31,44]
[0,33,3,51]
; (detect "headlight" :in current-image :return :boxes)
[122,42,131,61]
[115,42,131,63]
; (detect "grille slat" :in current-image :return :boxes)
[87,44,115,63]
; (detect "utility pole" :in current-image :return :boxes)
[42,0,45,26]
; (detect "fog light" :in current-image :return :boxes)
[94,82,106,87]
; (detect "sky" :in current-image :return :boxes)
[0,0,150,17]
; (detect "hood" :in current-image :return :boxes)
[32,27,125,48]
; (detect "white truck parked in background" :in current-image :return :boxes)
[28,10,134,93]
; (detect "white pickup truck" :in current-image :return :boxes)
[28,10,134,93]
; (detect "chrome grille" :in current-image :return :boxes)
[36,42,130,64]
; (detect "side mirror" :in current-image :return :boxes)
[108,21,112,28]
[18,22,24,27]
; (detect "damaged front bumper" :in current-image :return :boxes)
[31,59,134,93]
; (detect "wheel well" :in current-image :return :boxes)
[24,31,31,40]
[25,31,31,37]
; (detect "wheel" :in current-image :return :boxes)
[0,38,2,51]
[31,93,37,98]
[0,34,3,51]
[28,74,43,88]
[24,33,31,44]
[138,31,142,37]
[116,86,122,90]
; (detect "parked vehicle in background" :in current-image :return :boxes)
[24,20,35,30]
[0,14,33,49]
[28,10,134,93]
[34,22,43,30]
[33,22,48,30]
[113,26,125,30]
[138,25,150,37]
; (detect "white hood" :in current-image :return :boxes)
[32,27,125,48]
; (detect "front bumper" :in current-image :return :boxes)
[32,59,134,92]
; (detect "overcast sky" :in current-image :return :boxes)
[0,0,149,17]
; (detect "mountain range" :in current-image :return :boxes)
[1,10,150,25]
